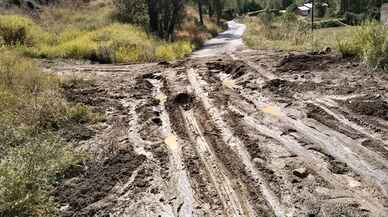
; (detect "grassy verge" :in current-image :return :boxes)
[0,14,193,63]
[243,14,356,52]
[0,49,100,216]
[336,21,388,70]
[244,13,388,70]
[0,4,222,63]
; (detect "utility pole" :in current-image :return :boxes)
[311,0,315,51]
[311,0,315,32]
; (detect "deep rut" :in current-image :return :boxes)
[53,49,388,217]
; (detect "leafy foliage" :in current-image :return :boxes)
[0,15,52,46]
[0,49,94,217]
[337,21,388,70]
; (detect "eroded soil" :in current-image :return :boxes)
[49,49,388,217]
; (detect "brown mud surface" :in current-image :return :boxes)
[50,49,388,217]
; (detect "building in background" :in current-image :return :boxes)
[296,1,328,17]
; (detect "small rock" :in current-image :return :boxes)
[293,167,309,178]
[60,204,70,212]
[253,158,265,165]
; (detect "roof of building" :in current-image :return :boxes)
[297,2,329,11]
[297,6,310,11]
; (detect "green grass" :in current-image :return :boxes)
[243,15,356,52]
[0,135,81,217]
[0,15,194,63]
[336,21,388,70]
[0,3,222,63]
[9,19,193,63]
[0,14,53,46]
[0,0,224,64]
[0,49,97,217]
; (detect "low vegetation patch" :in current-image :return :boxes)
[0,2,223,63]
[0,14,193,63]
[0,49,98,216]
[243,12,355,52]
[336,21,388,70]
[33,23,193,63]
[0,14,52,46]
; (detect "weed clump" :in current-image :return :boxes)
[155,40,192,61]
[244,12,311,50]
[337,21,388,70]
[0,49,96,216]
[0,15,52,46]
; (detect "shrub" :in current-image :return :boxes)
[113,0,148,27]
[336,21,388,69]
[0,49,91,217]
[0,136,81,217]
[344,12,368,25]
[0,15,52,46]
[34,23,194,63]
[336,39,362,58]
[155,40,192,61]
[36,24,156,63]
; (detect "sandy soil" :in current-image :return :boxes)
[50,22,388,217]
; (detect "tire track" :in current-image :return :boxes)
[240,90,388,199]
[311,98,388,147]
[229,54,388,200]
[192,58,388,216]
[164,68,257,217]
[228,104,388,216]
[147,76,196,217]
[187,68,287,217]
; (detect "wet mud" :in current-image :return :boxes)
[51,48,388,217]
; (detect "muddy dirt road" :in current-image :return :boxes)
[51,22,388,217]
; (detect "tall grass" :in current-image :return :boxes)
[337,21,388,70]
[0,14,193,63]
[0,49,95,216]
[244,13,355,52]
[0,14,52,46]
[244,13,312,51]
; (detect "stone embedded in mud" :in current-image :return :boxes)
[345,176,362,188]
[293,167,309,178]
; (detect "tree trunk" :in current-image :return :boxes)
[167,0,185,40]
[215,0,223,24]
[209,1,214,17]
[148,0,159,35]
[198,0,204,25]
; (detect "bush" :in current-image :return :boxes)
[336,39,362,58]
[0,49,91,217]
[0,136,81,217]
[344,12,368,25]
[113,0,148,27]
[336,21,388,69]
[35,24,154,63]
[33,23,194,63]
[0,15,52,46]
[155,40,192,61]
